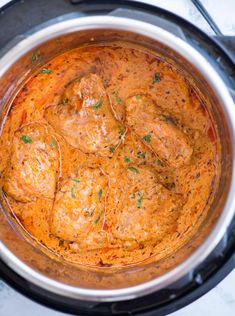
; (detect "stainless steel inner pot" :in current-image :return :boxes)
[0,16,234,302]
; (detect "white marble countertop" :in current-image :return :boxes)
[0,0,234,315]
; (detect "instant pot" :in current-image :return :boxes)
[0,1,235,315]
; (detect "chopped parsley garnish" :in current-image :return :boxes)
[31,50,40,62]
[94,211,103,224]
[40,68,53,74]
[21,135,32,144]
[110,146,115,153]
[143,134,151,143]
[137,151,146,159]
[50,139,57,148]
[119,126,125,136]
[71,187,76,198]
[161,114,177,125]
[156,159,165,167]
[124,156,131,163]
[72,178,80,183]
[128,167,139,174]
[112,90,122,105]
[136,192,143,208]
[152,72,161,84]
[98,189,103,202]
[93,100,102,110]
[131,191,143,208]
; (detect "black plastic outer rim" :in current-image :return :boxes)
[0,254,234,316]
[0,0,234,315]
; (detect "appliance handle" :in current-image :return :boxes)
[212,36,235,101]
[213,36,235,64]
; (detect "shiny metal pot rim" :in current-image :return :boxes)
[0,16,235,302]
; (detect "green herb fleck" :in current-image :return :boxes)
[143,134,151,143]
[161,114,177,125]
[131,193,136,199]
[128,167,139,174]
[137,151,146,159]
[98,189,103,202]
[50,139,57,148]
[156,159,165,167]
[110,146,115,153]
[136,192,143,208]
[32,50,40,62]
[40,68,53,74]
[136,94,143,99]
[119,126,125,136]
[72,178,80,183]
[112,90,122,105]
[93,100,102,110]
[71,187,76,198]
[94,211,103,224]
[124,156,131,163]
[131,192,143,208]
[21,135,32,144]
[152,72,161,84]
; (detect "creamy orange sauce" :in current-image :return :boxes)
[0,42,220,267]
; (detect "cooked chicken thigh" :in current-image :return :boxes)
[3,123,59,202]
[107,165,176,247]
[45,74,123,156]
[126,95,193,167]
[50,167,109,250]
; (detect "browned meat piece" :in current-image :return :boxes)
[50,167,109,250]
[126,95,193,167]
[107,165,176,247]
[3,123,59,202]
[45,74,123,156]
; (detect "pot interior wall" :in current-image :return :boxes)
[0,28,232,291]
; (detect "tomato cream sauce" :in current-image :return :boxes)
[0,42,220,267]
